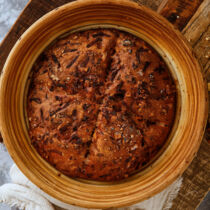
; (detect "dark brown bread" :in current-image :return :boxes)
[27,29,176,181]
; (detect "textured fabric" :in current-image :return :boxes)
[0,164,183,210]
[0,183,54,210]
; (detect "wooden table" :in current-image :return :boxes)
[0,0,209,209]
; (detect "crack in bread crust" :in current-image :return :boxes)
[27,29,176,181]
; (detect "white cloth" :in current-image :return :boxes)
[0,164,183,210]
[0,183,54,210]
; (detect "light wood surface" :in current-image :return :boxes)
[182,0,210,46]
[0,0,209,209]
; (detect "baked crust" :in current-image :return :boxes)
[27,29,176,181]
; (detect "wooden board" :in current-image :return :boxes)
[171,2,210,207]
[157,0,204,30]
[183,0,210,46]
[0,0,209,209]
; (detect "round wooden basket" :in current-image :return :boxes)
[0,0,208,208]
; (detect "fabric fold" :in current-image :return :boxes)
[0,183,54,210]
[0,164,182,210]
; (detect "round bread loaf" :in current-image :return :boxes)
[27,29,176,181]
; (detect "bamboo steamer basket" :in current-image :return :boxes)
[0,0,208,208]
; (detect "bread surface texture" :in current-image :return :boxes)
[27,29,176,181]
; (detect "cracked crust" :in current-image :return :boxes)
[27,29,176,181]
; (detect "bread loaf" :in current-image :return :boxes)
[27,29,176,181]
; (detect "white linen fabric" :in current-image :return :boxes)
[0,164,182,210]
